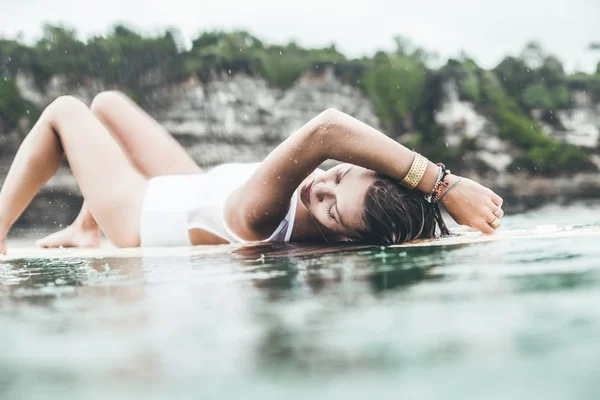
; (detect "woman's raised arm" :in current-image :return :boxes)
[225,108,502,240]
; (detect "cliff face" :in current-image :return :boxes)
[3,66,600,231]
[149,66,381,166]
[435,81,600,174]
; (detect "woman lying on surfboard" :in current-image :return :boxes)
[0,91,504,254]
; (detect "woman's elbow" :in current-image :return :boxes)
[312,108,346,137]
[316,108,344,126]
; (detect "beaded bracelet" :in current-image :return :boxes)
[425,163,451,203]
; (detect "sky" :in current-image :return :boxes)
[0,0,598,72]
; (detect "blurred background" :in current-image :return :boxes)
[0,0,599,231]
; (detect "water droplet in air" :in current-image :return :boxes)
[228,69,232,74]
[87,269,98,279]
[279,51,282,55]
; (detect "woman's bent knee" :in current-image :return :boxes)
[47,96,89,124]
[90,91,127,116]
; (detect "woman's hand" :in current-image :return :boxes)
[440,175,504,234]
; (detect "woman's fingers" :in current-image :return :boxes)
[474,208,502,235]
[488,215,501,229]
[475,219,496,235]
[492,192,504,207]
[489,200,504,219]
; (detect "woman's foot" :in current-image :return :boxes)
[36,224,102,249]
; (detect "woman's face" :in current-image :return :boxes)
[300,163,375,239]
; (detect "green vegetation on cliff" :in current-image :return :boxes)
[0,25,598,176]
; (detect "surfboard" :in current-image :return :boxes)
[392,225,600,248]
[0,225,596,260]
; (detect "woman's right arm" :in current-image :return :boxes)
[225,109,502,239]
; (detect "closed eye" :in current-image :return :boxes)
[335,169,343,184]
[327,204,335,220]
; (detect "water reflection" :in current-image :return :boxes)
[234,242,451,296]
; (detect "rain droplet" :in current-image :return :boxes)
[87,269,98,279]
[228,69,232,74]
[279,51,283,55]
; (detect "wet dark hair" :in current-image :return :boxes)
[357,173,450,245]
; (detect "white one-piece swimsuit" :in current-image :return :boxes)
[139,163,298,247]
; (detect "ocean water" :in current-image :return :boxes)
[2,203,600,400]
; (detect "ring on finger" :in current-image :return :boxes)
[488,216,501,229]
[493,205,502,216]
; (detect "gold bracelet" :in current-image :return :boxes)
[400,153,428,189]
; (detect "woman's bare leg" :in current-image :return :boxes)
[0,96,147,254]
[37,91,202,249]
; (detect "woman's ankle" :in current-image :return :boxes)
[72,218,99,232]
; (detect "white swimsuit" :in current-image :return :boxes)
[139,163,298,247]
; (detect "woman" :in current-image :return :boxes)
[0,92,503,254]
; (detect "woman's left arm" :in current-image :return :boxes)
[226,109,502,239]
[317,110,504,234]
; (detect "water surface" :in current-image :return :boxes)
[2,203,600,400]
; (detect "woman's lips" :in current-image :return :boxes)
[304,179,314,204]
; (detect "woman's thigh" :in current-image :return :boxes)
[51,96,147,247]
[91,91,202,177]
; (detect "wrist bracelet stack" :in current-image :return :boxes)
[399,152,453,204]
[425,163,451,203]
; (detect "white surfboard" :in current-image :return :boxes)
[1,225,596,260]
[392,225,600,248]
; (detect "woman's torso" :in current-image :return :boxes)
[139,163,298,247]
